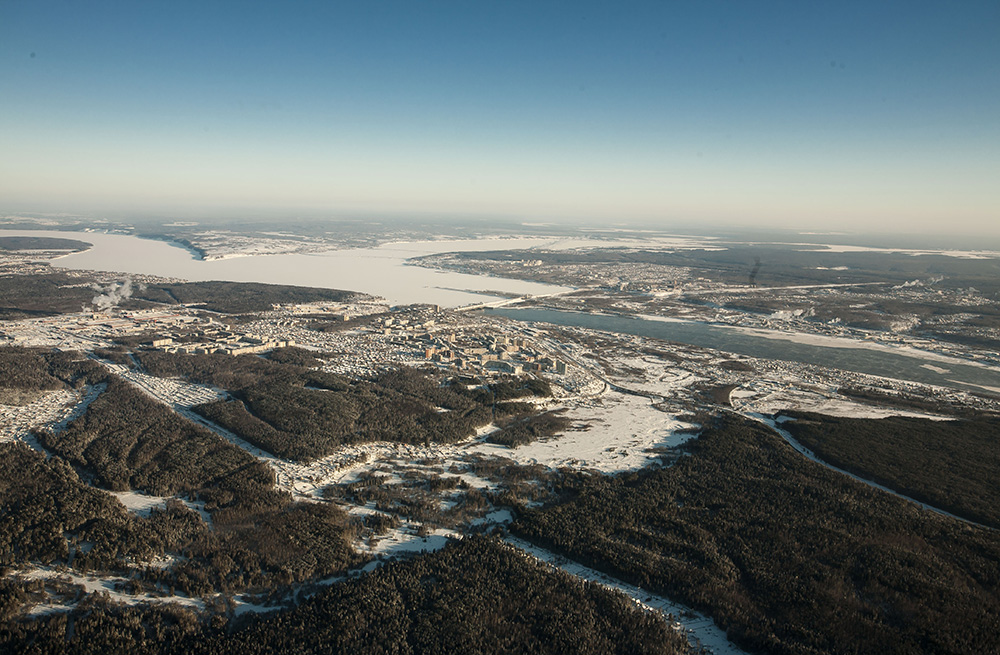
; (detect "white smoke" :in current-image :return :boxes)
[91,278,135,311]
[893,275,945,290]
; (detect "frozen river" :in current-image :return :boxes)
[489,308,1000,394]
[7,228,1000,394]
[1,229,570,308]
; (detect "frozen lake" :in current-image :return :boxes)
[1,230,570,307]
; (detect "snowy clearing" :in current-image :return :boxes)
[467,393,697,472]
[729,383,953,420]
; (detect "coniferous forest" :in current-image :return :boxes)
[781,411,1000,529]
[513,412,1000,654]
[136,351,552,461]
[0,537,688,655]
[3,345,1000,653]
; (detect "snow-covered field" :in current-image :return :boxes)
[0,384,105,451]
[355,524,459,564]
[111,490,212,525]
[729,383,953,420]
[468,393,697,472]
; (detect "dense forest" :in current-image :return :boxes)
[0,347,109,391]
[0,236,91,251]
[781,411,1000,529]
[0,443,162,571]
[487,409,572,447]
[136,351,551,461]
[0,268,359,318]
[513,412,1000,655]
[0,537,688,655]
[37,377,272,497]
[28,378,360,594]
[0,270,101,318]
[132,281,358,314]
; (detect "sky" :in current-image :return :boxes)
[1,1,998,234]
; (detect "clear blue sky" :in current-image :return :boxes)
[1,1,998,233]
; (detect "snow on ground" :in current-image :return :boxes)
[110,490,213,525]
[16,567,204,616]
[469,509,513,526]
[102,361,228,408]
[504,536,747,655]
[355,523,459,567]
[468,393,697,472]
[605,353,706,395]
[453,471,497,490]
[275,441,442,496]
[112,490,171,517]
[0,384,105,451]
[810,244,1000,259]
[729,383,953,420]
[955,380,1000,394]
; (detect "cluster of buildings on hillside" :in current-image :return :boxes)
[0,309,204,348]
[85,310,202,333]
[148,327,295,356]
[419,332,567,377]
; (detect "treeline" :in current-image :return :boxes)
[0,537,689,655]
[133,281,358,314]
[93,346,134,367]
[31,378,360,594]
[262,345,323,368]
[0,346,109,391]
[0,270,359,317]
[837,385,987,418]
[441,245,1000,292]
[488,409,571,448]
[461,376,553,404]
[513,412,1000,655]
[0,271,102,318]
[0,236,91,251]
[781,411,1000,529]
[137,352,550,461]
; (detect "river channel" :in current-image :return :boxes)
[488,308,1000,394]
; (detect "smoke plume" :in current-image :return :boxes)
[91,279,135,311]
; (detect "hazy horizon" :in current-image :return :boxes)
[2,1,998,236]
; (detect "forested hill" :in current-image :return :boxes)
[136,351,552,461]
[0,537,690,655]
[0,236,91,251]
[513,412,1000,655]
[0,269,359,318]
